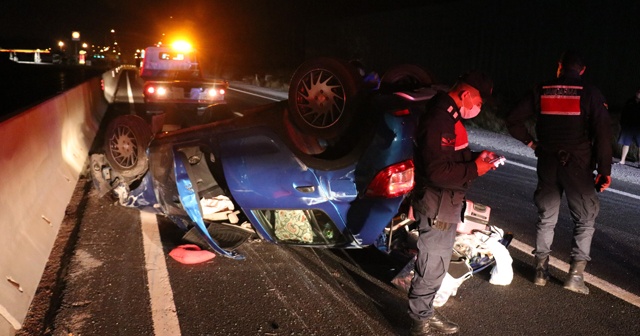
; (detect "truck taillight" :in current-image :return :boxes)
[207,88,225,97]
[365,160,415,198]
[146,86,167,96]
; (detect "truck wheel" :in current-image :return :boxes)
[288,57,363,139]
[104,115,152,179]
[380,64,433,91]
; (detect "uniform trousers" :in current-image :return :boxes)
[533,152,600,262]
[408,217,457,320]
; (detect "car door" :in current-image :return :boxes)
[217,126,358,246]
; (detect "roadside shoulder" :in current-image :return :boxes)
[467,126,640,187]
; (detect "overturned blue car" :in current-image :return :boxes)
[91,57,445,260]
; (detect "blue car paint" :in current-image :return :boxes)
[119,171,161,212]
[218,107,418,247]
[343,109,417,245]
[217,127,357,244]
[173,148,244,260]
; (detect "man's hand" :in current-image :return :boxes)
[594,174,611,192]
[475,150,497,176]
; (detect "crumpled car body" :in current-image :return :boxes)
[92,58,438,260]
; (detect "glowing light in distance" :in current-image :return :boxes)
[171,41,192,52]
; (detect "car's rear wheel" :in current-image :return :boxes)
[380,64,434,91]
[288,57,363,139]
[104,115,152,179]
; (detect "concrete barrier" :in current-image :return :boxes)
[0,70,117,334]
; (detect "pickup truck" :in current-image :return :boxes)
[139,44,230,129]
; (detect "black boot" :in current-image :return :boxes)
[410,313,459,335]
[563,260,589,294]
[534,256,550,286]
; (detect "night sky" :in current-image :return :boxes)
[0,1,421,55]
[2,0,640,109]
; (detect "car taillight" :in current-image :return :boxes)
[208,88,219,97]
[219,88,225,95]
[157,87,167,96]
[365,160,415,198]
[391,109,410,116]
[146,86,155,94]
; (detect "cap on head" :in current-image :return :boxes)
[459,70,493,99]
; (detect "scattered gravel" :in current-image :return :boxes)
[467,126,640,187]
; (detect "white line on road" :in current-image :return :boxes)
[509,239,640,308]
[126,72,135,114]
[508,160,640,200]
[227,86,285,102]
[507,159,640,307]
[140,211,182,336]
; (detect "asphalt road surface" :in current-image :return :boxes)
[17,69,640,336]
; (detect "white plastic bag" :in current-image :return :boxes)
[487,229,513,286]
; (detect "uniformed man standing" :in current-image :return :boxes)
[408,71,499,335]
[506,50,612,294]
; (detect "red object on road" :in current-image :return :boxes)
[169,244,216,264]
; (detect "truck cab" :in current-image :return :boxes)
[140,45,203,80]
[139,43,230,130]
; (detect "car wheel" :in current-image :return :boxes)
[288,57,363,139]
[104,115,152,178]
[380,64,433,91]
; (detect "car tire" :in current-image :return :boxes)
[288,57,363,139]
[380,64,434,91]
[104,115,152,179]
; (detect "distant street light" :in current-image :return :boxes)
[71,31,81,63]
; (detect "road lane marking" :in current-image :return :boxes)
[126,72,135,114]
[506,160,536,171]
[140,211,182,336]
[508,160,640,200]
[227,87,285,101]
[604,187,640,199]
[509,238,640,308]
[507,159,640,306]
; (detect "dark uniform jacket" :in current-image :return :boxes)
[412,91,479,224]
[507,69,612,176]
